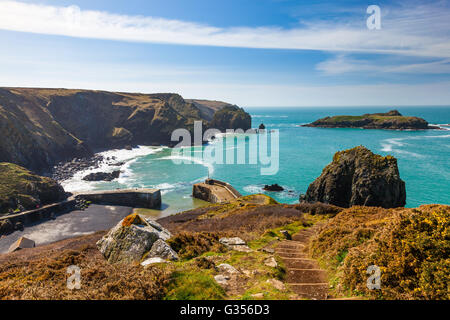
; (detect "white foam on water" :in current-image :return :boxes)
[61,146,165,192]
[380,138,405,152]
[159,154,215,176]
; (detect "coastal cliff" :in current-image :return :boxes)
[0,88,251,173]
[304,110,434,130]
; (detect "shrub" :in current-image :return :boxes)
[310,205,450,300]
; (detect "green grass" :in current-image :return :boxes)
[164,271,226,300]
[248,220,307,250]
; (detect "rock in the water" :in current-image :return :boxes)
[263,184,284,192]
[300,146,406,209]
[82,171,120,182]
[96,213,172,264]
[147,239,179,261]
[259,123,266,130]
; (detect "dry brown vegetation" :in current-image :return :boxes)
[0,232,170,300]
[159,198,341,242]
[310,204,450,300]
[0,198,341,300]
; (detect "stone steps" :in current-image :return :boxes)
[276,252,309,259]
[286,269,328,284]
[288,283,329,300]
[282,258,319,269]
[276,225,330,300]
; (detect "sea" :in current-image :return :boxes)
[61,106,450,218]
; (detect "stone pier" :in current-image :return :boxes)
[193,179,241,204]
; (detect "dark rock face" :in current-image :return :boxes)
[0,219,14,236]
[263,184,284,192]
[300,146,406,209]
[51,155,104,181]
[210,106,252,131]
[83,171,120,182]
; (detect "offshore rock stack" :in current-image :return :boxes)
[300,146,406,209]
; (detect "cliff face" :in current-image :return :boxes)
[210,105,252,131]
[0,88,251,173]
[304,110,431,130]
[0,162,65,214]
[301,146,406,209]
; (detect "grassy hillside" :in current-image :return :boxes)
[0,162,65,215]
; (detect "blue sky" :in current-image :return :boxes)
[1,0,450,106]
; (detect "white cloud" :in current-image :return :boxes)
[0,0,449,58]
[317,55,450,74]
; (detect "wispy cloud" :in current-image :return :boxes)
[317,55,450,74]
[0,0,449,58]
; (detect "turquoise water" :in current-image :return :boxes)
[63,107,450,215]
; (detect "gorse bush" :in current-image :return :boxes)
[311,205,449,300]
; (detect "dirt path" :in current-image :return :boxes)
[276,225,329,300]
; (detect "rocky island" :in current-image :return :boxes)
[303,110,437,130]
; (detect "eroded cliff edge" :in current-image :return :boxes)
[0,88,251,173]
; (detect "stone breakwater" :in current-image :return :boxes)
[72,189,162,209]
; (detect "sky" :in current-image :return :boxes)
[0,0,450,106]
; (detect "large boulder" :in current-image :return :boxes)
[300,146,406,209]
[96,213,174,264]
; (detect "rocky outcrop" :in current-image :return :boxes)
[210,105,252,131]
[0,162,66,215]
[300,146,406,209]
[263,184,284,192]
[82,171,120,182]
[0,88,251,173]
[304,110,434,130]
[219,237,252,252]
[96,213,176,264]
